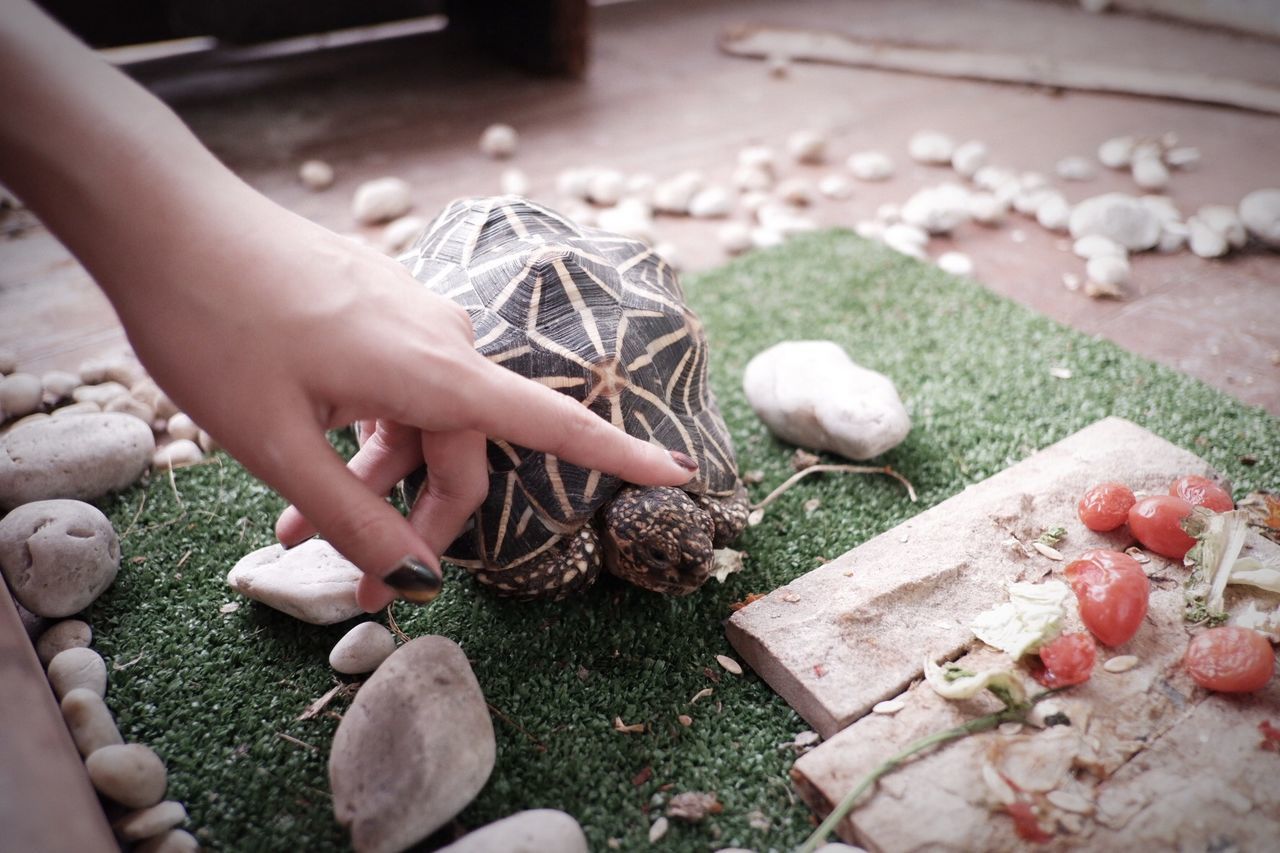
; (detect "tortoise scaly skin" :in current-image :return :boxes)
[403,196,748,599]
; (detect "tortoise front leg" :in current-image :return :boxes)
[696,481,750,548]
[471,526,603,601]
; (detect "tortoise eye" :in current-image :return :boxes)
[646,545,669,564]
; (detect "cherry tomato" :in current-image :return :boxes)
[1170,475,1234,512]
[1077,482,1136,532]
[1032,632,1096,688]
[1128,495,1196,560]
[1184,626,1275,693]
[1064,549,1150,647]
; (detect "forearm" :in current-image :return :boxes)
[0,0,264,309]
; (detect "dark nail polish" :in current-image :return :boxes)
[669,450,699,472]
[384,557,442,604]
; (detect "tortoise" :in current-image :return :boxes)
[400,196,748,599]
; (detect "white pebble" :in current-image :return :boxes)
[950,140,987,178]
[36,619,92,666]
[500,167,530,196]
[1086,254,1131,286]
[352,177,412,225]
[1131,155,1170,190]
[47,647,107,699]
[50,401,101,418]
[854,220,884,240]
[787,129,827,164]
[766,55,791,77]
[973,165,1017,192]
[478,123,518,159]
[732,165,773,192]
[1165,146,1200,168]
[556,168,594,200]
[596,202,656,244]
[166,413,200,442]
[651,171,704,215]
[113,801,189,843]
[587,169,627,206]
[737,145,777,174]
[901,183,970,234]
[875,202,901,224]
[738,190,771,215]
[299,159,334,190]
[936,251,974,276]
[654,242,681,271]
[967,192,1007,226]
[1010,228,1027,243]
[0,373,43,419]
[104,394,155,425]
[1068,192,1161,250]
[1187,216,1230,258]
[688,186,734,218]
[72,381,129,407]
[775,178,815,206]
[1239,188,1280,247]
[1103,655,1139,673]
[756,203,816,236]
[61,687,123,757]
[86,743,168,809]
[1036,194,1072,232]
[872,698,906,715]
[1196,204,1247,249]
[1098,135,1136,169]
[627,173,655,198]
[1013,186,1055,217]
[750,226,785,249]
[1158,221,1188,253]
[907,130,955,165]
[718,222,753,254]
[382,215,428,254]
[330,622,398,675]
[846,150,894,181]
[883,222,929,258]
[153,440,203,470]
[41,371,80,402]
[817,174,853,200]
[1073,235,1126,259]
[1055,155,1097,182]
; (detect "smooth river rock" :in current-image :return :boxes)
[47,647,108,699]
[0,413,154,510]
[227,540,365,624]
[329,622,397,675]
[86,743,168,809]
[0,500,119,617]
[37,618,93,666]
[113,800,189,842]
[438,810,588,853]
[330,635,496,853]
[61,687,124,756]
[743,340,911,460]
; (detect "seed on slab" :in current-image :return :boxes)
[717,222,753,255]
[1103,655,1138,673]
[648,816,670,843]
[907,130,955,165]
[478,123,518,159]
[846,150,894,181]
[872,698,906,715]
[950,140,987,178]
[1056,155,1097,182]
[500,167,530,196]
[1098,135,1136,169]
[1031,541,1064,561]
[936,251,973,277]
[787,129,827,165]
[716,654,743,675]
[298,159,334,190]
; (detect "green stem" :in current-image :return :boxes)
[795,691,1059,853]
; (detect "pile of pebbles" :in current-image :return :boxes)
[0,349,214,510]
[0,499,199,851]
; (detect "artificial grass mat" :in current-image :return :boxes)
[88,230,1278,852]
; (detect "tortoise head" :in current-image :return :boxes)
[601,486,716,596]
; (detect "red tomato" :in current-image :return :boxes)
[1170,475,1234,512]
[1032,632,1096,688]
[1064,550,1150,647]
[1184,626,1275,693]
[1077,482,1136,532]
[1128,495,1196,560]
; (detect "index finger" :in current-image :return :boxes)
[464,358,700,486]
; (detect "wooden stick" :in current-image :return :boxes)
[719,25,1280,115]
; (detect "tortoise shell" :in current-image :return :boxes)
[403,196,738,572]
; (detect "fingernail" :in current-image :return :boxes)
[384,557,442,604]
[669,450,699,472]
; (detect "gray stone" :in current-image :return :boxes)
[47,647,107,699]
[330,635,496,853]
[329,622,397,675]
[36,618,93,665]
[0,413,155,510]
[437,810,588,853]
[743,340,910,461]
[135,829,199,853]
[0,373,44,419]
[227,540,365,625]
[0,500,119,617]
[113,800,188,842]
[86,743,167,809]
[61,687,123,756]
[726,417,1214,738]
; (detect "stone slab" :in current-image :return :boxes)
[726,416,1216,738]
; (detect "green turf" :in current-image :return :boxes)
[89,230,1278,852]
